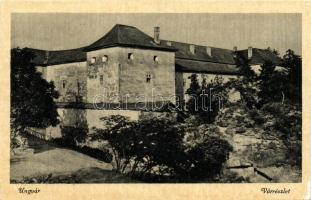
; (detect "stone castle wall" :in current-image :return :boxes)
[37,62,88,103]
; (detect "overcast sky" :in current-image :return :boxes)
[11,13,301,56]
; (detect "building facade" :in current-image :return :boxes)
[24,24,282,136]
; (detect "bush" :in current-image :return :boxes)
[60,126,88,147]
[248,109,265,125]
[91,115,233,182]
[183,135,232,180]
[261,102,287,116]
[261,103,301,139]
[11,173,81,183]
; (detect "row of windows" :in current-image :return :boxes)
[90,54,159,64]
[62,73,153,89]
[92,74,153,84]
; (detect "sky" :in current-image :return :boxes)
[11,13,302,56]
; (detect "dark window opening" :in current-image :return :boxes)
[62,80,66,89]
[146,74,152,83]
[128,53,133,60]
[100,75,104,85]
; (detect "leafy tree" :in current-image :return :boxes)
[282,49,302,104]
[11,48,59,146]
[91,115,233,182]
[185,74,227,123]
[257,61,288,105]
[91,115,185,175]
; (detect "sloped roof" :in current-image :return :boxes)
[25,47,87,66]
[238,48,283,65]
[175,58,241,75]
[162,40,236,64]
[23,24,283,69]
[85,24,176,52]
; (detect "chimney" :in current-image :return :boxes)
[154,27,160,44]
[248,46,253,59]
[233,46,238,52]
[206,47,212,57]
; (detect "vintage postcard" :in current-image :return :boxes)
[0,0,310,200]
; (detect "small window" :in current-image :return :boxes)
[189,45,196,54]
[62,80,66,89]
[100,75,104,85]
[102,55,108,63]
[91,57,96,64]
[77,81,80,89]
[153,56,159,63]
[146,74,152,83]
[128,53,134,60]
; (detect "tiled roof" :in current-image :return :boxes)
[162,40,236,64]
[84,24,176,52]
[25,47,87,66]
[23,24,283,69]
[175,58,241,75]
[238,48,283,65]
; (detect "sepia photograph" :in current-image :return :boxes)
[10,13,302,184]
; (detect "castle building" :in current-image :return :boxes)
[25,24,282,137]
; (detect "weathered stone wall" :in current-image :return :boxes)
[36,66,47,79]
[86,48,120,104]
[118,47,175,104]
[41,62,88,103]
[86,47,176,106]
[45,108,141,138]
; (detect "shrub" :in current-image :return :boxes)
[60,126,88,147]
[91,115,233,182]
[261,102,287,116]
[248,109,265,125]
[183,135,233,180]
[285,140,301,167]
[11,173,81,183]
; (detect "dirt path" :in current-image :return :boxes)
[10,136,114,181]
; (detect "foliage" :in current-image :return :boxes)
[11,48,59,147]
[91,115,233,182]
[218,170,251,183]
[282,49,302,104]
[183,135,232,179]
[185,74,228,123]
[261,102,301,140]
[257,61,288,105]
[59,126,88,147]
[11,173,81,184]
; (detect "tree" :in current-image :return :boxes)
[91,115,233,182]
[185,74,228,123]
[257,61,288,105]
[11,48,60,147]
[282,49,302,104]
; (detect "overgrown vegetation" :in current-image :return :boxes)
[90,115,232,182]
[11,48,60,151]
[185,74,228,123]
